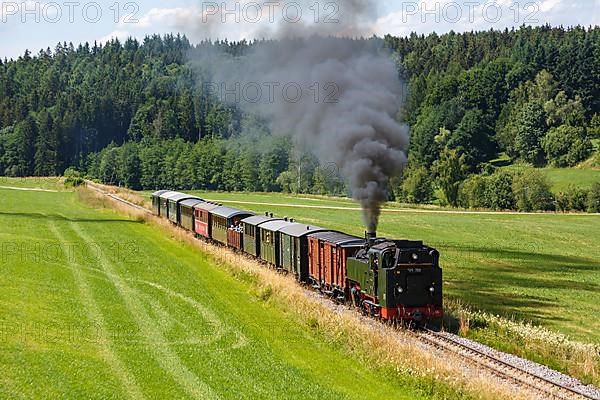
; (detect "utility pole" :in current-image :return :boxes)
[297,156,301,194]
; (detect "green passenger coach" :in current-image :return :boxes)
[241,214,282,257]
[278,223,328,282]
[257,220,294,267]
[151,190,170,216]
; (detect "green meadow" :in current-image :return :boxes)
[501,164,600,192]
[2,177,598,393]
[0,180,442,399]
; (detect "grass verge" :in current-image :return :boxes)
[444,300,600,385]
[86,184,542,400]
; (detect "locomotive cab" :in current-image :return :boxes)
[347,239,443,323]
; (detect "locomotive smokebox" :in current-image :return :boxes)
[366,231,377,245]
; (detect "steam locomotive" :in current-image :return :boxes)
[152,190,443,323]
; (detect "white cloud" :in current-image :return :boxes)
[372,0,595,37]
[539,0,563,12]
[135,7,197,29]
[69,0,600,52]
[98,30,131,45]
[121,5,250,41]
[125,0,378,42]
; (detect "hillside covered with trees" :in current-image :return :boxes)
[1,26,599,211]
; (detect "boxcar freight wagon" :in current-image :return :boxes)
[307,232,364,298]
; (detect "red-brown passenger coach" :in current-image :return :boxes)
[193,202,221,239]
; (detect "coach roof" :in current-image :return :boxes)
[180,199,204,208]
[211,206,254,219]
[168,193,201,202]
[159,191,183,200]
[241,215,282,227]
[193,202,222,212]
[308,231,364,246]
[259,220,295,232]
[279,223,328,238]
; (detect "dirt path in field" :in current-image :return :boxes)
[0,185,60,193]
[204,199,600,217]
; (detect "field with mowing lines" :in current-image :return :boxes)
[0,181,440,399]
[0,176,66,191]
[192,191,600,345]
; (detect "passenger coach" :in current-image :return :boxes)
[241,214,282,257]
[154,191,180,217]
[193,202,221,239]
[151,190,170,216]
[210,206,254,246]
[278,223,328,282]
[168,193,202,225]
[179,199,204,232]
[257,220,294,267]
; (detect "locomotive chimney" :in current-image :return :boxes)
[366,231,376,245]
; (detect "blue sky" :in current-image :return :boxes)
[1,0,599,59]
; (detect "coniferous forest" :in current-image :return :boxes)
[1,26,599,211]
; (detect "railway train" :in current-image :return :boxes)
[151,190,444,323]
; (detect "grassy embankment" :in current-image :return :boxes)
[0,178,515,400]
[188,190,600,385]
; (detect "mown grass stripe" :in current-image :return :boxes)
[69,222,221,400]
[138,280,248,349]
[48,223,145,400]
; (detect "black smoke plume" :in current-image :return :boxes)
[190,1,409,232]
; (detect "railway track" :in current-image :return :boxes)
[87,183,153,215]
[89,183,600,400]
[419,329,598,400]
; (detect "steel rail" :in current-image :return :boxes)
[420,329,597,400]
